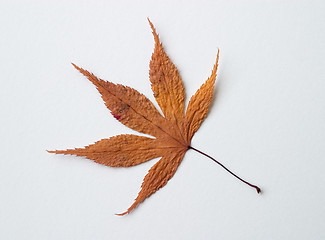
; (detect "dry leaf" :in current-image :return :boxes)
[48,19,260,216]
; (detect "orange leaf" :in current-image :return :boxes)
[49,19,220,215]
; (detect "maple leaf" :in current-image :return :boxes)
[48,19,260,216]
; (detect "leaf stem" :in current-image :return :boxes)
[188,146,261,194]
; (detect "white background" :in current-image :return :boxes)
[1,1,324,239]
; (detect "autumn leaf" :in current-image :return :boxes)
[48,19,260,216]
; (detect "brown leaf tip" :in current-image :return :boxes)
[46,149,67,155]
[147,17,154,31]
[211,49,220,77]
[71,62,79,71]
[147,18,160,45]
[115,212,127,216]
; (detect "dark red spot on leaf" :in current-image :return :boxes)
[113,114,121,120]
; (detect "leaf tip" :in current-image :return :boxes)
[46,149,70,155]
[46,150,55,153]
[213,49,220,73]
[147,18,159,44]
[71,62,80,70]
[147,17,153,27]
[115,212,128,216]
[209,49,220,81]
